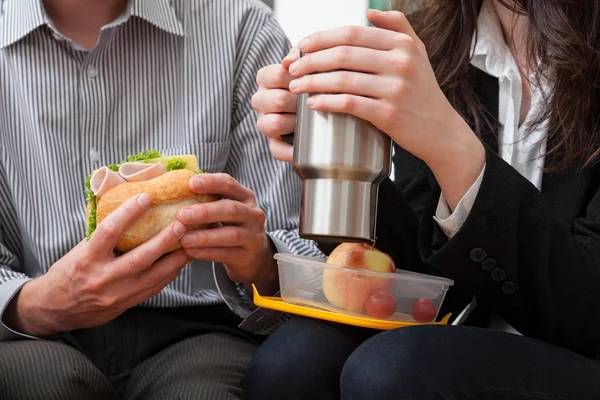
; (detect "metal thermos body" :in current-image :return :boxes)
[292,91,392,243]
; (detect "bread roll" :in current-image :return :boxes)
[94,169,218,253]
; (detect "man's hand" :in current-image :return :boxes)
[177,174,277,291]
[3,193,190,337]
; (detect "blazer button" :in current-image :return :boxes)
[490,268,506,282]
[481,258,496,271]
[469,248,487,263]
[502,282,518,295]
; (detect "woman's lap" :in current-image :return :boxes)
[243,317,600,400]
[241,316,377,400]
[341,324,600,399]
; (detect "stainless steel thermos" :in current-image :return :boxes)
[292,88,392,244]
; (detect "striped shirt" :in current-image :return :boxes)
[0,0,322,341]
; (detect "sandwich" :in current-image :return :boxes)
[84,150,218,254]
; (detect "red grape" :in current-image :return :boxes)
[411,298,437,322]
[365,291,397,319]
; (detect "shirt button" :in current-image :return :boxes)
[89,148,101,162]
[502,282,518,295]
[481,258,496,271]
[490,268,506,282]
[469,248,487,263]
[87,66,98,79]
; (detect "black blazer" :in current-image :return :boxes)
[318,67,600,359]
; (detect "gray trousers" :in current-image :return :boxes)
[0,306,259,400]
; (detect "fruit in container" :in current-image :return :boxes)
[322,243,396,313]
[365,290,397,319]
[411,298,437,322]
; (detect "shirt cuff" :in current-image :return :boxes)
[266,232,292,255]
[0,278,38,342]
[433,164,486,238]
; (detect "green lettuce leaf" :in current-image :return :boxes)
[124,149,161,163]
[166,157,188,171]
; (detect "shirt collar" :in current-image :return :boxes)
[0,0,184,50]
[0,0,46,49]
[470,0,515,79]
[130,0,184,37]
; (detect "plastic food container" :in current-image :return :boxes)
[267,253,454,328]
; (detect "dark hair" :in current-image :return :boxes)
[394,0,600,171]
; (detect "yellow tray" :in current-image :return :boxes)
[252,285,451,331]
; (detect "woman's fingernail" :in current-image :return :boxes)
[289,79,300,91]
[181,233,196,246]
[173,221,186,236]
[298,37,309,50]
[137,193,152,207]
[288,62,298,74]
[181,208,195,223]
[368,8,382,13]
[285,47,298,57]
[307,97,315,107]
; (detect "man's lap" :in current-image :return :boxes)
[242,316,600,400]
[123,331,256,400]
[0,306,258,400]
[0,339,119,400]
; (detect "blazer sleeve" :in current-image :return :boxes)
[370,144,436,271]
[370,144,475,317]
[418,143,600,358]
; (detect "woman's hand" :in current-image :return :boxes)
[252,48,300,162]
[288,10,486,209]
[177,174,277,291]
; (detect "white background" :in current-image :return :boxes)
[273,0,370,46]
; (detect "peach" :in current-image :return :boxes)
[322,243,396,313]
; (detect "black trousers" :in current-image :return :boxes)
[242,317,600,400]
[0,306,259,400]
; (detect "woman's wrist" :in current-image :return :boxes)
[424,113,486,211]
